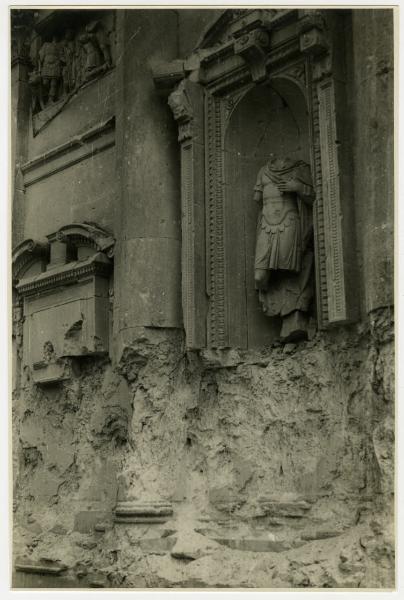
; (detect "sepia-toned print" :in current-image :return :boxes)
[11,7,394,589]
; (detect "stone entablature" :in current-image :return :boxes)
[13,223,114,385]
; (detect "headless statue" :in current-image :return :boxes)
[253,155,315,341]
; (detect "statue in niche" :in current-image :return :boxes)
[253,155,315,341]
[38,35,62,105]
[78,20,112,82]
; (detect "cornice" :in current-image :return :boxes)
[16,254,112,296]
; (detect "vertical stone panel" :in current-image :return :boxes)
[205,92,228,348]
[317,78,347,323]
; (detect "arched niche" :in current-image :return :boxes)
[155,8,359,350]
[224,78,311,347]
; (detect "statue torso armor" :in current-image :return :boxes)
[40,42,61,78]
[261,176,298,229]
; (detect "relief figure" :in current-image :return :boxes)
[78,20,112,82]
[38,35,62,104]
[254,155,315,341]
[61,29,78,94]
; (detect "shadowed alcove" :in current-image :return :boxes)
[224,77,310,347]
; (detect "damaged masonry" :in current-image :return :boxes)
[11,8,394,589]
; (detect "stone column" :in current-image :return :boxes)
[112,9,183,524]
[113,9,182,362]
[351,9,394,315]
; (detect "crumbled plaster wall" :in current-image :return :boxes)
[12,307,394,589]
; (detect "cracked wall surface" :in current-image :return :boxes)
[12,309,394,588]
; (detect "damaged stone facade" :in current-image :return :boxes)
[11,8,394,589]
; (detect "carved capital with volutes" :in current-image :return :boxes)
[233,28,270,82]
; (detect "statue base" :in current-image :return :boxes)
[280,310,309,342]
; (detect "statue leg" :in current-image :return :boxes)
[42,77,50,105]
[254,268,270,291]
[49,77,58,102]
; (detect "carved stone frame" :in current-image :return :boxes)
[154,8,358,349]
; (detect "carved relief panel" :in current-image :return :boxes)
[24,10,115,134]
[13,223,114,385]
[153,8,358,349]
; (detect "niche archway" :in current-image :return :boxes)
[224,77,311,347]
[157,8,358,350]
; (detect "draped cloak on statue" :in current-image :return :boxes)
[254,157,315,318]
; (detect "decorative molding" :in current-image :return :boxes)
[223,85,252,122]
[114,500,173,524]
[310,83,329,328]
[12,239,50,284]
[281,60,307,88]
[206,93,227,348]
[22,116,115,187]
[49,222,115,256]
[266,39,301,72]
[16,253,112,296]
[181,143,195,346]
[206,65,250,95]
[317,78,347,323]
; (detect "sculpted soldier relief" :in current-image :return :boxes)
[253,155,315,341]
[28,18,113,112]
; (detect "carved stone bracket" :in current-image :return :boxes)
[233,28,271,82]
[297,9,330,68]
[168,80,194,142]
[152,60,186,96]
